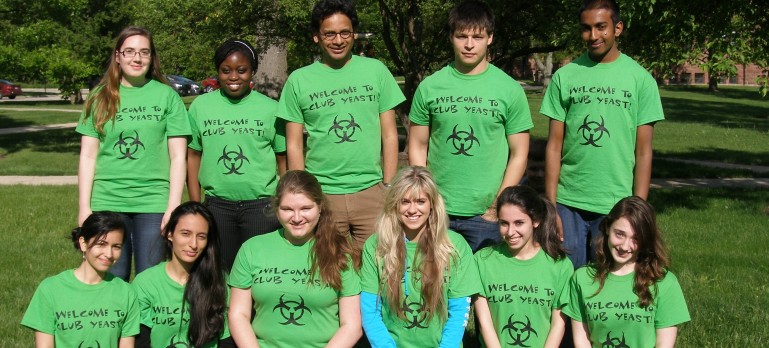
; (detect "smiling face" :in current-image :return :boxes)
[498,204,539,256]
[580,8,623,63]
[168,213,209,267]
[278,192,321,245]
[218,51,253,99]
[451,27,493,75]
[607,217,638,273]
[80,230,123,275]
[313,13,355,68]
[116,35,151,86]
[398,190,431,238]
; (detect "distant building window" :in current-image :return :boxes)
[680,74,691,84]
[694,73,705,84]
[729,75,738,84]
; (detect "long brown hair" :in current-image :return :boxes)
[593,196,669,308]
[273,170,353,291]
[495,185,565,259]
[83,26,166,133]
[375,166,455,321]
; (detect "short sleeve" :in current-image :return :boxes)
[275,76,305,124]
[359,237,381,294]
[636,73,665,126]
[408,84,430,126]
[339,257,362,297]
[503,85,533,135]
[228,243,255,289]
[272,117,287,153]
[539,73,567,122]
[187,103,202,151]
[377,63,406,113]
[165,93,191,137]
[447,234,482,298]
[553,259,575,310]
[561,269,587,322]
[122,286,141,337]
[20,280,56,335]
[653,272,691,329]
[132,278,155,328]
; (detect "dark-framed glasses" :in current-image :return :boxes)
[120,49,152,58]
[321,31,353,41]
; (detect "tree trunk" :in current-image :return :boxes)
[254,40,288,99]
[708,76,719,92]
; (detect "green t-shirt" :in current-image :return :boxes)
[276,56,406,194]
[188,90,285,200]
[562,266,691,348]
[76,79,191,212]
[409,64,533,216]
[228,230,361,348]
[132,262,230,348]
[360,231,482,347]
[539,53,665,214]
[474,245,573,347]
[21,269,140,347]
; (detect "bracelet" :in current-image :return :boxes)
[383,183,392,188]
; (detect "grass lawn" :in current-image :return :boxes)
[0,100,83,110]
[1,186,767,347]
[0,109,80,128]
[0,129,80,175]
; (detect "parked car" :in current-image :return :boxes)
[166,75,201,96]
[200,76,255,93]
[0,79,22,99]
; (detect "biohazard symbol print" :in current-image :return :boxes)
[577,114,611,147]
[217,145,250,175]
[401,298,429,329]
[327,113,362,143]
[78,341,102,348]
[501,314,538,347]
[600,331,630,348]
[273,294,312,326]
[445,124,480,156]
[113,131,146,160]
[165,335,191,348]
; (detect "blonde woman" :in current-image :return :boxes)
[360,166,481,347]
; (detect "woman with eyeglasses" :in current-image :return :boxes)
[76,26,191,281]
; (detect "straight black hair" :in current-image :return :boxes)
[71,212,125,250]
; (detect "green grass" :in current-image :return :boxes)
[0,185,78,346]
[0,109,80,128]
[0,129,80,175]
[652,158,762,179]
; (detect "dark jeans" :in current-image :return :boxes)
[111,213,164,281]
[557,203,605,269]
[449,214,501,253]
[204,195,281,271]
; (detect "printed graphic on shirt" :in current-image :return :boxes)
[273,294,313,326]
[77,339,104,348]
[446,125,480,156]
[217,145,250,175]
[165,334,191,348]
[113,130,145,159]
[577,114,611,147]
[401,298,429,329]
[501,314,539,347]
[600,331,630,348]
[328,113,363,143]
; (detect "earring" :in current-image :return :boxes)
[82,251,86,260]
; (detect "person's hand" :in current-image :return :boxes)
[78,208,93,227]
[481,206,498,223]
[160,209,172,233]
[556,214,564,242]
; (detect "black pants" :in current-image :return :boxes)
[204,195,281,271]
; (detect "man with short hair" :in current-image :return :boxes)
[409,0,532,252]
[277,0,405,255]
[541,0,664,268]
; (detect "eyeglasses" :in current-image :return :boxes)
[119,49,152,59]
[320,31,353,41]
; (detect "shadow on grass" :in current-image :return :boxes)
[649,187,769,215]
[0,112,35,128]
[657,147,769,166]
[661,97,769,132]
[0,129,79,155]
